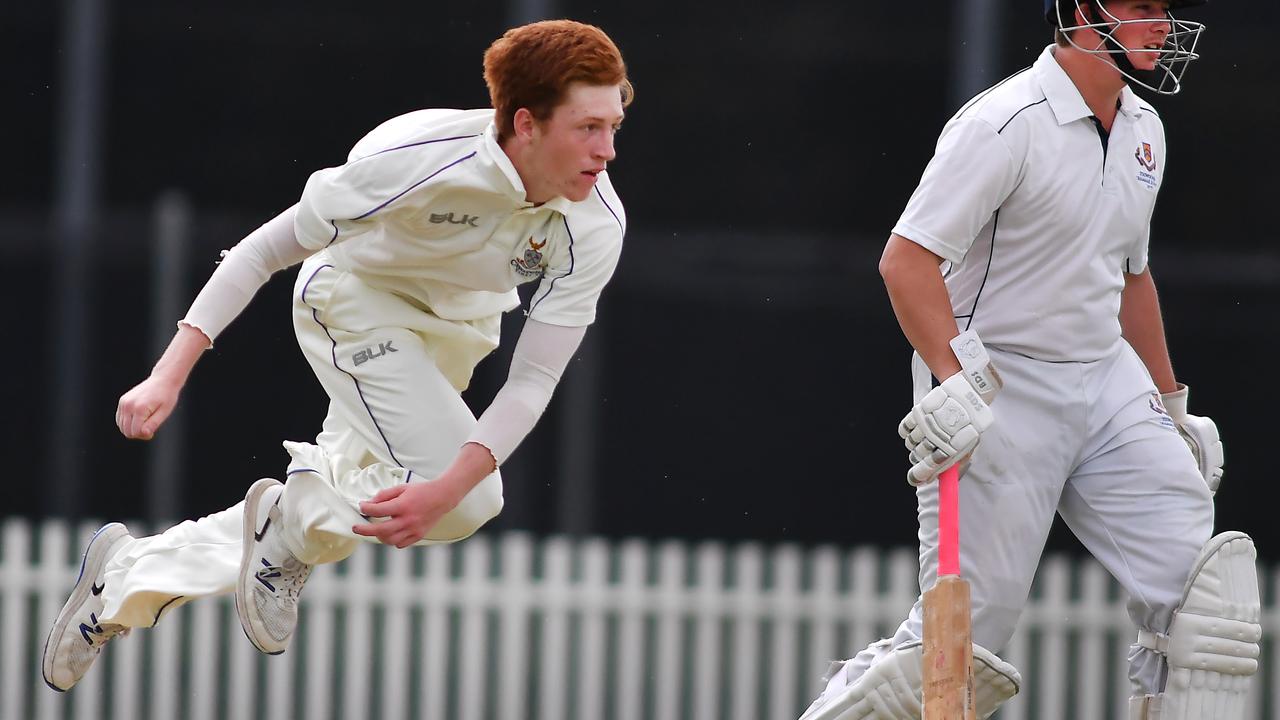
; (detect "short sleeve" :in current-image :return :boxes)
[293,127,482,251]
[294,148,439,250]
[525,220,624,327]
[1125,124,1165,275]
[1125,221,1151,275]
[892,117,1021,263]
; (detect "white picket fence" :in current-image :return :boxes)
[0,519,1275,720]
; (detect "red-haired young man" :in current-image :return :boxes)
[43,19,632,691]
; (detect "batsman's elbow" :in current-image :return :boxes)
[879,233,944,281]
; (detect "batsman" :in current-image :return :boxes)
[800,1,1260,718]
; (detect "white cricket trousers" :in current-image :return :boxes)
[99,253,506,629]
[845,344,1214,697]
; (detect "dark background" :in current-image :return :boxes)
[4,2,1276,558]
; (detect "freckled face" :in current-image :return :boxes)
[525,83,625,202]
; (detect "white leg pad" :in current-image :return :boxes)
[1136,532,1261,720]
[797,641,1021,720]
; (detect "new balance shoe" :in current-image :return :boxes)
[41,522,134,691]
[235,478,313,655]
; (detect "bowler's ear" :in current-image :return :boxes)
[512,108,537,141]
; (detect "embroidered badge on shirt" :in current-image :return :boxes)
[1135,142,1159,190]
[511,236,547,277]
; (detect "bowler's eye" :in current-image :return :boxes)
[612,123,623,134]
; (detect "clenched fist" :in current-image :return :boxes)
[116,374,183,440]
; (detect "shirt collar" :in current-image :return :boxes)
[1116,85,1144,118]
[1034,45,1148,124]
[480,121,574,214]
[1034,45,1094,126]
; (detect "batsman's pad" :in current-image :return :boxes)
[1135,531,1261,720]
[797,641,1021,720]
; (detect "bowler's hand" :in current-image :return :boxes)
[117,322,209,440]
[353,482,463,549]
[116,374,183,440]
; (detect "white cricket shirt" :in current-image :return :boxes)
[294,108,626,327]
[893,45,1166,362]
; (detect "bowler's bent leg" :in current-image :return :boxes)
[99,504,246,628]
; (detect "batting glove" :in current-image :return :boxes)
[1161,384,1224,495]
[899,372,994,486]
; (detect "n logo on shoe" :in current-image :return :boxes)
[256,558,282,592]
[78,613,103,645]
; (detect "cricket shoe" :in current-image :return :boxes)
[41,522,134,691]
[236,478,313,655]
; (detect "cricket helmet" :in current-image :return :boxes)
[1044,0,1206,95]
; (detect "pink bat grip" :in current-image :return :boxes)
[937,465,961,577]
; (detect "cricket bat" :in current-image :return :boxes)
[922,465,976,719]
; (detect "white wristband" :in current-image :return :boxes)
[1161,383,1190,424]
[950,329,1002,403]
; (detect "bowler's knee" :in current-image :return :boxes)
[460,469,505,525]
[428,470,504,541]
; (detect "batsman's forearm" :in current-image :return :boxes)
[150,323,212,386]
[1119,268,1177,393]
[880,234,963,380]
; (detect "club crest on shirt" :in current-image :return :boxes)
[1135,142,1157,172]
[1134,142,1159,190]
[510,236,547,277]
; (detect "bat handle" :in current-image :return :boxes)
[937,465,961,578]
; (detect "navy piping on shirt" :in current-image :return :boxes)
[947,98,1049,329]
[352,151,477,221]
[322,135,479,246]
[949,96,1044,327]
[956,66,1032,119]
[300,263,405,468]
[356,134,481,162]
[997,98,1049,134]
[528,216,576,316]
[954,210,1000,331]
[594,185,624,233]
